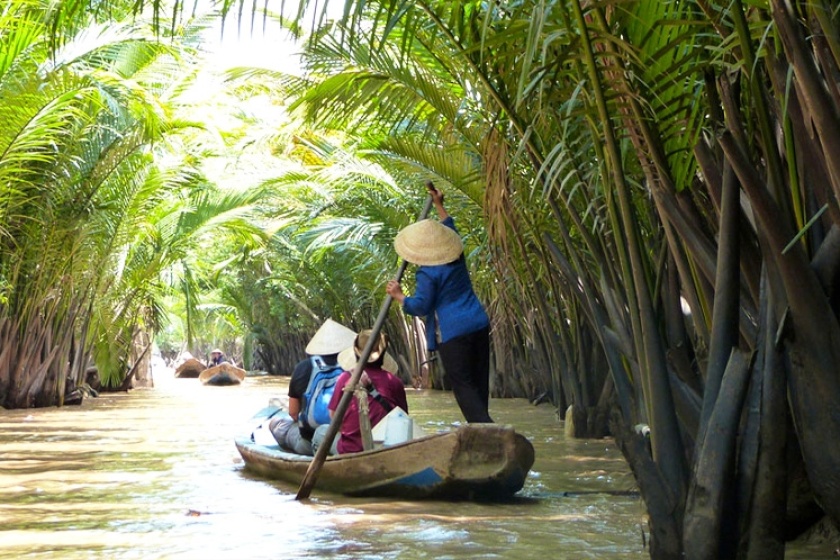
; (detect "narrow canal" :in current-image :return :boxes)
[0,361,829,559]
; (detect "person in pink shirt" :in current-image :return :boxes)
[314,330,408,455]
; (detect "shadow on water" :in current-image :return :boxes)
[3,361,828,559]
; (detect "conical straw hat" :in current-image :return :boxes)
[338,348,399,374]
[338,330,399,373]
[394,219,463,266]
[305,319,357,356]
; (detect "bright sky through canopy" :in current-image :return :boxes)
[202,6,303,73]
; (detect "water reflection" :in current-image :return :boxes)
[3,364,648,559]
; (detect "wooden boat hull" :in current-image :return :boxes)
[199,364,246,386]
[235,412,535,500]
[201,372,241,386]
[174,358,205,378]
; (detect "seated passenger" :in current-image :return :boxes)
[312,330,408,455]
[269,319,356,455]
[209,348,228,366]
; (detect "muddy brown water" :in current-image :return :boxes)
[0,362,831,559]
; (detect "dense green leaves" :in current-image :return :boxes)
[0,0,271,399]
[9,1,840,557]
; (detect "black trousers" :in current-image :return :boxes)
[437,326,493,423]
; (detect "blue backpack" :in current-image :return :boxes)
[299,356,344,430]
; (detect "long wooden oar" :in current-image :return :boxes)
[295,186,435,500]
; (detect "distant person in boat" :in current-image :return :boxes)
[269,319,356,455]
[386,184,493,424]
[208,349,228,366]
[312,329,408,455]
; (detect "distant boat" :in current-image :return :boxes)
[174,358,205,378]
[235,407,535,500]
[199,363,246,386]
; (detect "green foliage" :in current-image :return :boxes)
[24,0,840,555]
[0,0,273,398]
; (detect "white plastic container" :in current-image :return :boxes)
[383,411,414,446]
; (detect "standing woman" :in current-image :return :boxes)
[386,185,493,423]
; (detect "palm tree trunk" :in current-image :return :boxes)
[697,143,742,445]
[572,0,687,508]
[683,349,752,560]
[742,273,787,560]
[720,130,840,527]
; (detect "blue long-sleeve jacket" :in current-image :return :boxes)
[401,217,489,351]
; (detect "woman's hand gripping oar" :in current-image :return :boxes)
[295,184,436,501]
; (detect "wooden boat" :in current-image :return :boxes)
[199,363,246,386]
[235,407,536,500]
[174,358,205,378]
